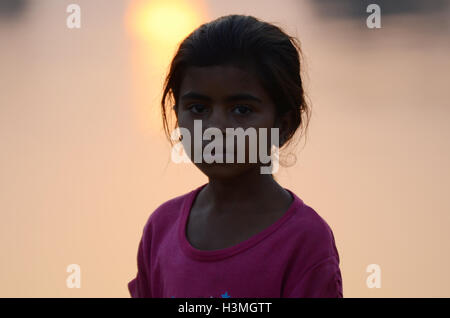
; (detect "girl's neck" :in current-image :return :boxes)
[201,167,291,216]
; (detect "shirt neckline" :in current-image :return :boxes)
[178,183,304,261]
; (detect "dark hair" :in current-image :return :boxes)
[161,14,311,156]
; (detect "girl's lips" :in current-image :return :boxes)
[205,152,234,157]
[211,149,233,155]
[203,151,235,161]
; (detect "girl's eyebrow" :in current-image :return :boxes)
[180,91,263,103]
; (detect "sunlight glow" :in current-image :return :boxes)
[125,0,206,135]
[126,0,204,48]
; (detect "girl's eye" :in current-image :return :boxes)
[189,104,208,114]
[232,105,252,115]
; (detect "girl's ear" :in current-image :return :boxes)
[275,110,294,147]
[172,104,179,119]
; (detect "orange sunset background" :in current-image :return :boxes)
[1,0,449,297]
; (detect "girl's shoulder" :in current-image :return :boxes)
[285,193,340,258]
[142,185,202,234]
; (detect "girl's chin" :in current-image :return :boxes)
[195,162,255,179]
[201,154,229,163]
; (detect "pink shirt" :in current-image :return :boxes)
[128,183,343,298]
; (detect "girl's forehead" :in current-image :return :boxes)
[179,64,266,96]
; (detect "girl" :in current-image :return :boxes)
[128,14,343,298]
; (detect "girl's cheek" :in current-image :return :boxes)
[176,110,188,124]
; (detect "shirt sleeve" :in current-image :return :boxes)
[128,227,152,298]
[284,256,343,298]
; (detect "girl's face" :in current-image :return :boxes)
[175,64,281,180]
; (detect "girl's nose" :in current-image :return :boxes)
[204,105,229,134]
